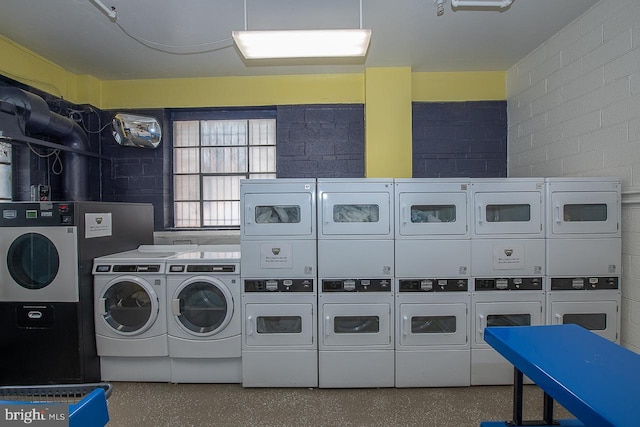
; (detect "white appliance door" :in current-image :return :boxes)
[244,303,314,347]
[319,192,391,237]
[398,192,468,236]
[399,303,468,347]
[171,277,233,337]
[474,191,542,236]
[97,276,159,336]
[550,300,618,342]
[322,303,392,347]
[550,191,619,236]
[474,301,542,346]
[243,193,314,237]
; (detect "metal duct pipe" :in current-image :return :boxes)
[0,87,89,201]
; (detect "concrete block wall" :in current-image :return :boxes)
[276,104,365,178]
[506,0,640,352]
[412,101,507,178]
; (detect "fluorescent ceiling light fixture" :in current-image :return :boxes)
[232,29,372,59]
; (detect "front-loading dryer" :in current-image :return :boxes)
[166,248,241,383]
[395,279,470,388]
[92,245,194,382]
[471,281,545,386]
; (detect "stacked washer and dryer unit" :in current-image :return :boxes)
[470,178,547,385]
[317,179,395,388]
[394,179,472,387]
[545,178,621,342]
[240,179,318,387]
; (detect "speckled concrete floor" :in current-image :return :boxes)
[106,383,572,427]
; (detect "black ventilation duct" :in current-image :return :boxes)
[0,88,89,201]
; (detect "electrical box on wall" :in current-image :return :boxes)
[30,184,50,201]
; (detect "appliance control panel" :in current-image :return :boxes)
[322,279,392,292]
[111,264,162,273]
[550,277,619,290]
[475,277,542,291]
[0,202,75,226]
[399,279,468,292]
[244,279,314,292]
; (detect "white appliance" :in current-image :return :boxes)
[317,178,395,388]
[469,178,545,385]
[545,177,621,342]
[242,278,317,387]
[471,286,545,385]
[240,178,318,387]
[395,279,470,387]
[394,178,471,387]
[546,280,620,342]
[92,245,195,382]
[319,282,394,388]
[166,248,241,383]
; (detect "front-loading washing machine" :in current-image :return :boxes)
[317,178,395,388]
[394,179,471,387]
[92,245,194,382]
[166,248,241,383]
[0,201,154,385]
[240,178,318,387]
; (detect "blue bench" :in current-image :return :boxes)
[481,324,640,427]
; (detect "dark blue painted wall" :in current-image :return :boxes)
[276,104,365,178]
[412,101,507,178]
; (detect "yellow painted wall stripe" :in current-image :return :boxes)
[412,71,506,101]
[365,67,413,178]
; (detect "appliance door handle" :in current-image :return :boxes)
[402,206,408,225]
[324,315,332,337]
[324,202,331,224]
[171,298,181,316]
[553,313,562,325]
[554,205,562,224]
[477,205,484,224]
[246,315,254,337]
[245,205,253,225]
[478,314,487,342]
[98,298,107,316]
[402,315,410,336]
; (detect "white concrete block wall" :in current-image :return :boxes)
[506,0,640,352]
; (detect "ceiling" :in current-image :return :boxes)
[0,0,599,81]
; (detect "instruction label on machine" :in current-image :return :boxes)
[260,242,292,269]
[85,213,113,238]
[493,244,525,270]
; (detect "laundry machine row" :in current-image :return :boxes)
[92,245,241,383]
[89,177,621,387]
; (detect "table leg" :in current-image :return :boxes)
[512,367,524,425]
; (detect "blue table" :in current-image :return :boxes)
[481,324,640,427]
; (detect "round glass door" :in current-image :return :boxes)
[7,233,59,290]
[174,280,232,336]
[101,279,157,334]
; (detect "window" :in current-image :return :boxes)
[172,117,276,228]
[0,141,10,201]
